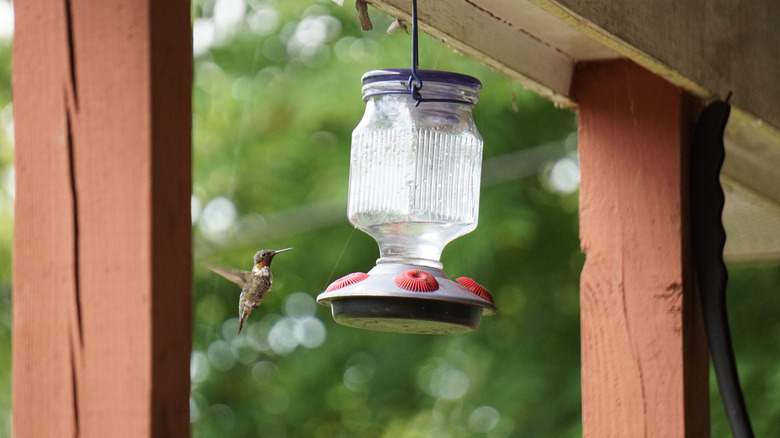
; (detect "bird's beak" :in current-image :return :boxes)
[255,248,292,269]
[256,248,292,269]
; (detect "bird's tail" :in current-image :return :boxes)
[238,310,250,336]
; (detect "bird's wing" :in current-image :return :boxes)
[208,266,250,288]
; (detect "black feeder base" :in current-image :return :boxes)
[330,296,483,335]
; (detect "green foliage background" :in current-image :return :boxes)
[0,0,778,436]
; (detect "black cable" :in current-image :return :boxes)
[691,97,754,437]
[402,0,470,106]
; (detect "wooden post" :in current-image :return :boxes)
[574,60,710,436]
[12,1,191,436]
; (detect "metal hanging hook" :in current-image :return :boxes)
[407,0,423,106]
[402,0,476,106]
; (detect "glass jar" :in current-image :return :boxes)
[347,69,483,267]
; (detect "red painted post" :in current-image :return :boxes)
[573,60,710,437]
[12,1,191,436]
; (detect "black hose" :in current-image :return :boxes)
[690,98,754,437]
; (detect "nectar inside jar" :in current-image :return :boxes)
[347,69,483,267]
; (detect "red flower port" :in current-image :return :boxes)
[325,272,369,292]
[456,277,494,303]
[395,270,439,292]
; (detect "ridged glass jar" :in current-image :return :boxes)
[347,69,483,267]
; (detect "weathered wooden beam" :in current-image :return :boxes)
[366,0,613,106]
[12,1,191,436]
[574,60,710,437]
[545,0,780,133]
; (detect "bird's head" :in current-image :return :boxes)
[253,247,293,269]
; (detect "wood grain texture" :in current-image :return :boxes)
[554,0,780,134]
[12,1,191,436]
[573,60,709,437]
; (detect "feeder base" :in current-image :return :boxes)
[330,296,482,334]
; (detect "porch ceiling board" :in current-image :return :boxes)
[367,0,620,105]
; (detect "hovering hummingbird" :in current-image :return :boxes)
[208,248,293,335]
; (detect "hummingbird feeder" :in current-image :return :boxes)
[317,0,496,334]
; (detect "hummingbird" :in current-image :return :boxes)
[208,248,293,335]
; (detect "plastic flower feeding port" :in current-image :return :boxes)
[317,2,496,333]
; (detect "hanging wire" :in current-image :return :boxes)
[403,0,473,106]
[407,0,423,105]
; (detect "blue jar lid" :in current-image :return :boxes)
[361,69,482,91]
[361,69,481,104]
